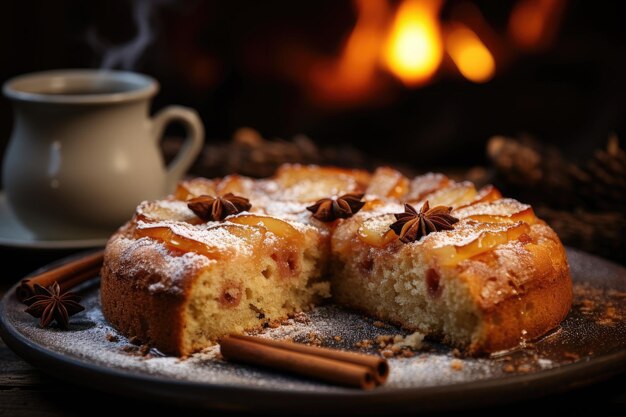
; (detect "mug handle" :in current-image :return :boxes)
[151,106,205,192]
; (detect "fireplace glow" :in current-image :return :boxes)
[382,0,443,86]
[309,0,389,104]
[446,24,495,83]
[509,0,565,50]
[284,0,566,107]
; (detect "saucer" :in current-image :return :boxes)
[0,192,108,249]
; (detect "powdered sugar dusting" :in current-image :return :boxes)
[114,236,214,294]
[453,198,530,218]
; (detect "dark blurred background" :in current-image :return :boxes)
[1,0,625,165]
[1,0,625,262]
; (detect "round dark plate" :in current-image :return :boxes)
[1,248,625,413]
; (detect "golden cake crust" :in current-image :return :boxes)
[100,164,572,356]
[101,226,200,354]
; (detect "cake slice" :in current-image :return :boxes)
[331,189,571,353]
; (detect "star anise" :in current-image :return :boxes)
[187,193,252,221]
[306,193,366,222]
[24,282,85,329]
[389,201,459,243]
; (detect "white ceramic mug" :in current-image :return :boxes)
[2,69,204,239]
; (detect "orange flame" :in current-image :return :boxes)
[509,0,565,50]
[309,0,389,104]
[382,0,444,86]
[446,24,495,83]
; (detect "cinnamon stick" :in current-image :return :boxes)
[220,336,377,390]
[230,334,389,384]
[16,250,104,302]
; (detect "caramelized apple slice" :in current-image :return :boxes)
[419,182,477,208]
[362,198,386,211]
[174,178,217,200]
[427,221,530,266]
[406,173,450,201]
[274,164,370,187]
[366,167,409,198]
[216,174,254,195]
[283,177,363,202]
[453,199,536,224]
[357,214,397,247]
[456,185,502,208]
[228,214,305,279]
[134,200,200,224]
[274,165,369,202]
[227,214,303,244]
[134,222,265,259]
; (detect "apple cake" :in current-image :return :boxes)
[100,164,572,356]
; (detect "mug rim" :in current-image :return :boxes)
[2,69,159,104]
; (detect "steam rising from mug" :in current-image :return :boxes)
[87,0,172,70]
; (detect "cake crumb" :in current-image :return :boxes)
[373,321,385,328]
[305,332,323,346]
[355,339,373,349]
[293,312,311,324]
[502,364,515,373]
[400,349,415,358]
[517,364,532,373]
[579,299,595,313]
[450,360,463,371]
[129,336,142,346]
[267,320,281,329]
[381,349,394,358]
[333,335,343,342]
[392,331,425,350]
[375,335,398,349]
[368,332,426,357]
[563,352,580,361]
[106,333,119,343]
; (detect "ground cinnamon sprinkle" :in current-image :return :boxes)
[573,283,626,326]
[563,352,580,361]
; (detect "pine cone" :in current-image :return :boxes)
[487,134,626,264]
[162,127,373,178]
[486,135,580,208]
[572,135,626,211]
[537,207,626,264]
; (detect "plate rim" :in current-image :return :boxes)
[1,248,626,412]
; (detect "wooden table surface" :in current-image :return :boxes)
[1,247,626,416]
